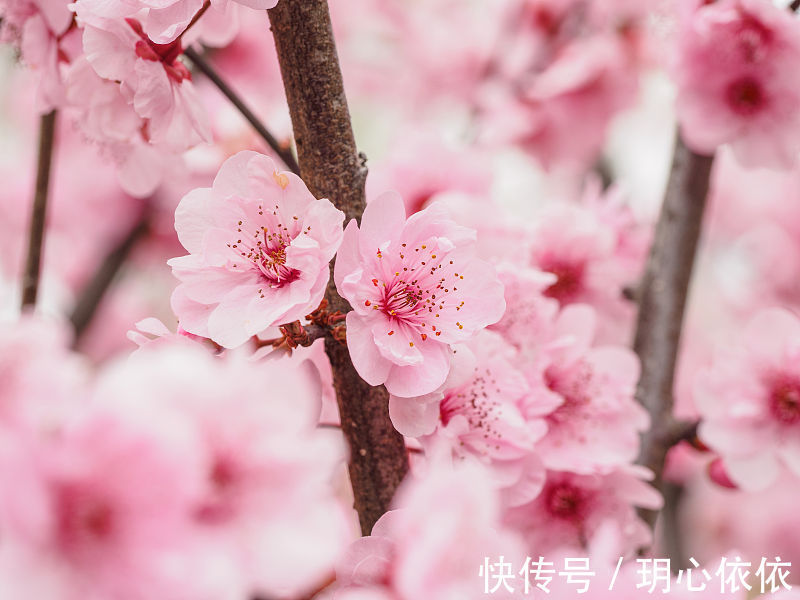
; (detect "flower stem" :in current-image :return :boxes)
[70,209,151,346]
[633,135,713,533]
[268,0,409,536]
[182,46,301,175]
[20,110,57,309]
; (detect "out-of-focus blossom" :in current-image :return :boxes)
[695,308,800,490]
[532,304,647,475]
[675,0,800,168]
[100,344,351,598]
[169,151,344,348]
[332,458,525,599]
[72,0,277,44]
[504,466,662,555]
[73,10,211,149]
[334,191,505,398]
[0,0,77,111]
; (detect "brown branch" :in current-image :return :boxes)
[21,110,57,309]
[182,46,301,175]
[268,0,409,536]
[791,0,800,12]
[633,135,713,532]
[70,210,150,345]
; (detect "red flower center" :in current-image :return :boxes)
[769,378,800,425]
[727,77,766,116]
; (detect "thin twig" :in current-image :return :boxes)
[182,46,300,175]
[268,0,410,536]
[21,110,58,309]
[633,135,714,533]
[70,210,150,345]
[791,0,800,12]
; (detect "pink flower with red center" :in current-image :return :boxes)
[695,308,800,490]
[675,0,800,167]
[392,332,547,507]
[168,151,344,348]
[100,343,350,599]
[334,192,506,398]
[503,467,662,555]
[0,412,206,600]
[73,7,211,149]
[529,304,647,474]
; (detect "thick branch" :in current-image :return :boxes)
[633,135,713,531]
[70,210,150,344]
[268,0,409,535]
[21,110,57,309]
[183,46,300,175]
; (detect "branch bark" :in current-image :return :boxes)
[633,135,714,531]
[268,0,409,535]
[21,110,57,309]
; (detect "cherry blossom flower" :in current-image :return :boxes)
[695,308,800,490]
[99,344,351,599]
[332,459,525,600]
[0,316,86,432]
[503,467,662,555]
[391,331,548,507]
[531,304,648,474]
[169,151,344,348]
[675,0,800,167]
[334,192,505,398]
[72,8,211,149]
[0,0,78,111]
[72,0,278,44]
[0,409,207,600]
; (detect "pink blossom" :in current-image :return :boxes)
[695,308,800,490]
[73,8,211,149]
[73,0,277,44]
[334,191,505,398]
[0,0,77,111]
[0,316,86,432]
[169,151,344,348]
[0,410,206,600]
[532,304,648,474]
[675,0,800,168]
[99,344,351,598]
[332,459,525,599]
[393,331,548,507]
[503,466,662,555]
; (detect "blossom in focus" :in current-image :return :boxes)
[695,308,800,491]
[334,191,505,398]
[675,0,800,168]
[169,151,344,348]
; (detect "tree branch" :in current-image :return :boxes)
[70,210,150,345]
[21,110,57,309]
[182,46,301,175]
[268,0,409,536]
[633,135,714,531]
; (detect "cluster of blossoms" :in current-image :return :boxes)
[0,0,278,195]
[0,318,349,599]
